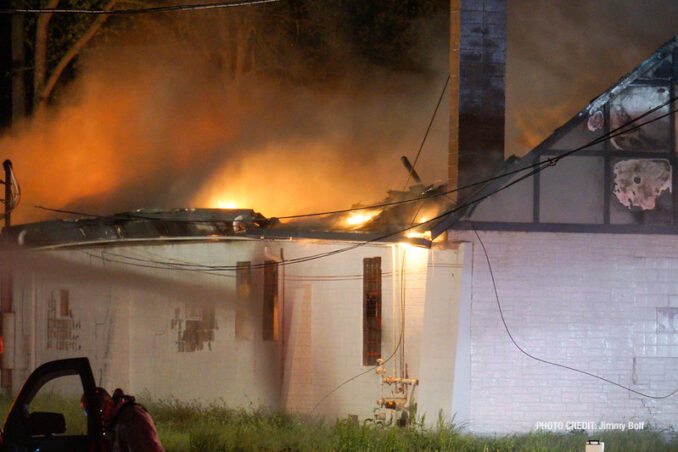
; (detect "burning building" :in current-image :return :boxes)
[0,201,467,423]
[0,0,677,436]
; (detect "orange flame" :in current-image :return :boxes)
[345,210,381,227]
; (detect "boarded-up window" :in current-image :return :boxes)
[236,261,253,340]
[59,290,69,318]
[363,257,381,365]
[262,261,278,341]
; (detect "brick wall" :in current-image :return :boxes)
[451,230,678,433]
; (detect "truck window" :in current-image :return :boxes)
[29,374,87,436]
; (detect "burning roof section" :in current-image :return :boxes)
[274,182,450,239]
[1,209,272,248]
[433,34,678,237]
[1,180,449,249]
[1,144,452,248]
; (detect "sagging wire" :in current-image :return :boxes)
[402,75,450,190]
[75,149,590,273]
[472,226,678,399]
[26,93,678,225]
[61,118,671,274]
[83,244,456,280]
[77,109,677,275]
[17,98,678,272]
[0,0,278,15]
[309,250,408,415]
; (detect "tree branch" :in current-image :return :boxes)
[38,0,118,108]
[34,0,60,107]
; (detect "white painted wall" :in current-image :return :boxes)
[7,239,281,408]
[418,242,471,427]
[5,237,462,422]
[279,240,420,419]
[452,230,678,433]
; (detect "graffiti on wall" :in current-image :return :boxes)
[171,302,217,352]
[47,289,81,351]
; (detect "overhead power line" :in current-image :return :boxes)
[402,75,450,190]
[27,101,678,273]
[0,0,278,15]
[279,93,678,221]
[28,93,678,224]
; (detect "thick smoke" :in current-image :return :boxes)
[4,0,673,226]
[0,11,449,224]
[506,0,678,157]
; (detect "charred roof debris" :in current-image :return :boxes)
[0,186,450,250]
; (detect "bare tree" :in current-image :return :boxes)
[23,0,118,113]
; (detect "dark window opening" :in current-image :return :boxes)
[363,257,381,366]
[262,260,278,341]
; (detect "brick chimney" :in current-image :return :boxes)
[449,0,506,200]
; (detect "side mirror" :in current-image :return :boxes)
[28,412,66,436]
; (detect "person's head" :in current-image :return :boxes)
[81,387,116,423]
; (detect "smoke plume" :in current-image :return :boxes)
[0,11,449,224]
[506,0,678,157]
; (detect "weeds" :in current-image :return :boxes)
[2,394,678,451]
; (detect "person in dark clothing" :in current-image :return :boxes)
[87,387,164,452]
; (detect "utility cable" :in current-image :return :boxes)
[473,226,678,399]
[78,128,667,274]
[82,168,527,271]
[309,256,407,414]
[29,204,102,218]
[0,0,278,15]
[26,96,678,223]
[20,101,678,272]
[278,94,678,220]
[402,75,450,190]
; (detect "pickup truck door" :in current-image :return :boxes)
[2,357,105,452]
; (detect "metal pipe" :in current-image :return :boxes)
[1,160,13,392]
[400,156,422,184]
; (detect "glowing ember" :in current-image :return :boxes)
[217,200,238,209]
[345,210,380,227]
[405,230,431,240]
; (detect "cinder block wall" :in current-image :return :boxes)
[450,0,506,197]
[452,230,678,433]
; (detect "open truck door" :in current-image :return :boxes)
[1,357,106,452]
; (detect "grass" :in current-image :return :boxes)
[142,399,678,452]
[2,394,678,451]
